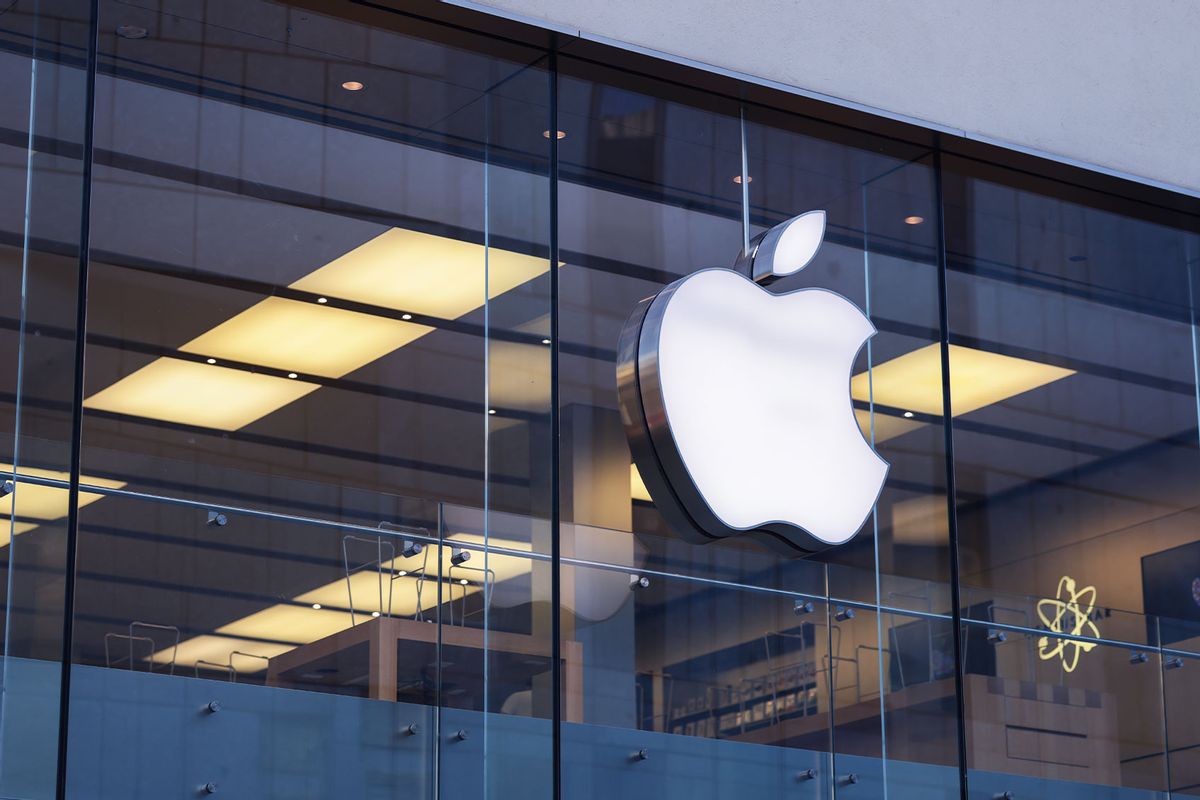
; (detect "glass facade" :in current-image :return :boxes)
[1,2,1198,799]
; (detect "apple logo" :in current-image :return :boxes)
[616,210,889,555]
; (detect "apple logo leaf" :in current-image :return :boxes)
[764,209,825,278]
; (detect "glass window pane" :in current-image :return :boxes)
[944,154,1200,796]
[67,2,553,797]
[0,1,96,796]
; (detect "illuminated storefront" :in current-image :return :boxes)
[0,1,1198,798]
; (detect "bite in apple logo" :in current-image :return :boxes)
[616,210,889,556]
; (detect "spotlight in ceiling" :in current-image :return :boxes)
[115,25,148,39]
[904,215,924,225]
[732,175,752,185]
[316,297,328,304]
[542,130,567,140]
[341,81,365,92]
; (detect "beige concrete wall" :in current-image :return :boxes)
[462,0,1200,194]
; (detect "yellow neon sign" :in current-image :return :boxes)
[1036,575,1099,673]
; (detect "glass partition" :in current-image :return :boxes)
[1162,617,1200,797]
[63,0,552,797]
[0,1,96,797]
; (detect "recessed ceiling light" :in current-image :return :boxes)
[287,372,298,379]
[733,175,753,184]
[541,338,551,345]
[0,463,126,547]
[115,25,148,39]
[397,570,408,577]
[152,533,535,671]
[487,408,497,415]
[89,228,552,432]
[458,578,469,585]
[311,603,322,610]
[904,215,924,225]
[542,130,567,140]
[316,297,328,304]
[341,81,365,92]
[850,343,1075,417]
[180,297,428,379]
[401,313,413,320]
[903,411,914,418]
[85,358,319,431]
[205,358,216,365]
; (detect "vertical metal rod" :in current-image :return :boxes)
[1155,617,1173,794]
[739,105,751,253]
[932,145,970,800]
[0,17,42,779]
[433,502,444,800]
[548,48,563,800]
[481,80,493,799]
[860,184,890,800]
[824,569,838,800]
[1186,246,1200,454]
[55,1,101,797]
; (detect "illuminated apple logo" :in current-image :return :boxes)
[617,211,888,555]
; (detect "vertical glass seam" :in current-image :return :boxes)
[739,105,750,253]
[481,85,492,799]
[0,39,41,786]
[548,48,562,800]
[932,146,971,800]
[1155,617,1173,794]
[55,1,102,797]
[860,184,890,800]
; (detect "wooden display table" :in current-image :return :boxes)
[266,615,583,721]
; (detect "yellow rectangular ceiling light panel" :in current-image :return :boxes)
[0,464,126,547]
[150,635,295,673]
[851,343,1074,417]
[0,464,125,520]
[215,604,357,645]
[290,227,549,318]
[295,573,457,618]
[0,522,40,545]
[440,532,535,583]
[84,357,320,431]
[179,296,433,378]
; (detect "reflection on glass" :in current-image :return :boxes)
[0,0,1194,797]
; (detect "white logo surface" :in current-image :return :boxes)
[616,211,888,555]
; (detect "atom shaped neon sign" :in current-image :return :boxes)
[1036,575,1100,673]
